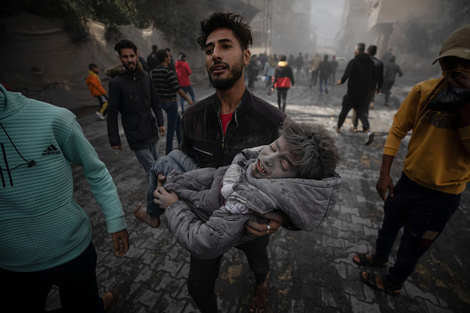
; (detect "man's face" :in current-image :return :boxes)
[119,48,138,73]
[91,66,99,74]
[251,136,298,179]
[204,28,250,90]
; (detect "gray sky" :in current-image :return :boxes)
[310,0,346,46]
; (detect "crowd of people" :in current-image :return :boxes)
[1,9,470,313]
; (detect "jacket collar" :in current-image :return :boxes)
[212,88,251,122]
[0,84,26,119]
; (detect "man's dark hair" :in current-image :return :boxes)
[279,55,286,61]
[88,63,97,70]
[323,55,329,61]
[367,45,377,56]
[157,49,169,63]
[356,42,366,53]
[197,12,253,51]
[114,39,137,56]
[152,45,158,52]
[280,119,340,180]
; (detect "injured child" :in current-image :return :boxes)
[136,120,342,259]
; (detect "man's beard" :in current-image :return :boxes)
[208,57,244,90]
[122,61,137,74]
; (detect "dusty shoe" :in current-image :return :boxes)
[249,280,269,313]
[96,111,105,120]
[365,131,375,145]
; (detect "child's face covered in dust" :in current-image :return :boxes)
[251,136,298,179]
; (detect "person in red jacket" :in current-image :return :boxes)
[175,52,196,114]
[271,55,294,112]
[86,63,108,120]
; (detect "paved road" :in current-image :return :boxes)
[45,75,470,313]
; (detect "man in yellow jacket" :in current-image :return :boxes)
[353,25,470,295]
[86,63,108,120]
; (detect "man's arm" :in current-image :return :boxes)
[62,116,129,255]
[376,154,396,202]
[337,60,353,85]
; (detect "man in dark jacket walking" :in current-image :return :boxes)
[351,45,384,130]
[272,55,294,112]
[106,39,165,177]
[318,54,332,94]
[336,42,375,144]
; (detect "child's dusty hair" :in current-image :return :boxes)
[279,119,340,179]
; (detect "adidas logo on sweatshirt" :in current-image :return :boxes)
[42,144,61,156]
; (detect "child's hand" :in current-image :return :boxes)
[153,186,179,210]
[157,174,166,188]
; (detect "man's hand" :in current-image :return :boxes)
[111,145,123,152]
[159,126,166,136]
[111,229,129,256]
[336,79,342,85]
[244,211,288,237]
[376,173,394,202]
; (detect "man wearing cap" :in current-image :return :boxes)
[353,25,470,295]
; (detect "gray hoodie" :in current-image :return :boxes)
[163,146,342,260]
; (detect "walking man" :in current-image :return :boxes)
[351,45,384,130]
[336,42,375,145]
[175,52,196,114]
[354,25,470,295]
[151,49,193,155]
[318,54,332,94]
[330,55,339,85]
[106,39,165,177]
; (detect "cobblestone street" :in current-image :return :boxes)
[45,74,470,313]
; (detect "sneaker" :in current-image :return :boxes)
[335,127,341,135]
[96,111,105,120]
[365,131,375,145]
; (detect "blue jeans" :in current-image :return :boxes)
[147,150,198,217]
[375,173,461,286]
[161,101,182,155]
[0,242,104,312]
[319,77,328,93]
[133,142,160,179]
[179,85,195,113]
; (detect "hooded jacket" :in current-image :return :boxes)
[163,146,342,260]
[273,61,294,88]
[105,63,164,150]
[340,52,375,100]
[0,84,126,272]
